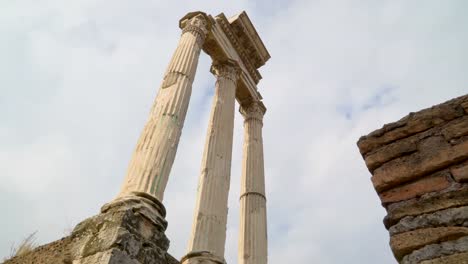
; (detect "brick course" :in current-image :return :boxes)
[358,94,468,263]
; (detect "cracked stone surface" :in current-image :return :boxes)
[4,194,179,264]
[389,206,468,235]
[401,236,468,264]
[358,94,468,262]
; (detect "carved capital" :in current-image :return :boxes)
[180,12,212,46]
[240,100,266,122]
[210,59,241,83]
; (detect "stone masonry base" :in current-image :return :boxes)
[4,192,179,264]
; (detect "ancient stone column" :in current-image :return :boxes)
[357,94,468,263]
[238,101,268,264]
[182,60,240,264]
[119,12,211,201]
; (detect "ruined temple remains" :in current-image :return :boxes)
[358,94,468,263]
[4,11,270,264]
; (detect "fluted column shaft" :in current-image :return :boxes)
[182,60,240,264]
[119,12,211,201]
[238,101,267,264]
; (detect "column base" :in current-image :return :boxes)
[180,251,226,264]
[72,192,176,263]
[4,192,179,264]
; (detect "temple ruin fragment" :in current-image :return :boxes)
[4,8,468,264]
[4,11,270,264]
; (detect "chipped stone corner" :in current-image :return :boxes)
[357,93,468,263]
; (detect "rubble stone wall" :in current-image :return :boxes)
[358,94,468,263]
[4,194,180,264]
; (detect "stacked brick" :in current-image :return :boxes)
[357,94,468,263]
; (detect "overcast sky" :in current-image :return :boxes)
[1,1,467,263]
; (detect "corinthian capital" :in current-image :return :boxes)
[210,59,241,83]
[179,12,212,45]
[240,100,267,122]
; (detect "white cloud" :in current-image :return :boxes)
[1,0,467,263]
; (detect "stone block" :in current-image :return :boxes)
[358,117,434,155]
[462,100,468,112]
[378,172,451,205]
[441,116,468,140]
[402,236,468,264]
[372,139,468,192]
[357,94,467,155]
[389,206,468,235]
[384,185,468,228]
[73,249,140,264]
[390,227,468,260]
[364,137,417,171]
[420,252,468,264]
[451,162,468,183]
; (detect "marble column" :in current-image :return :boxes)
[119,12,212,201]
[182,60,240,264]
[238,101,268,264]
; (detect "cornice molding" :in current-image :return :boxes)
[228,11,270,69]
[215,14,262,84]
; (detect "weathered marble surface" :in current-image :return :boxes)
[183,60,240,264]
[119,12,212,201]
[238,101,268,264]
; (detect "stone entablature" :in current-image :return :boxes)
[228,12,270,70]
[203,12,270,105]
[358,94,468,263]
